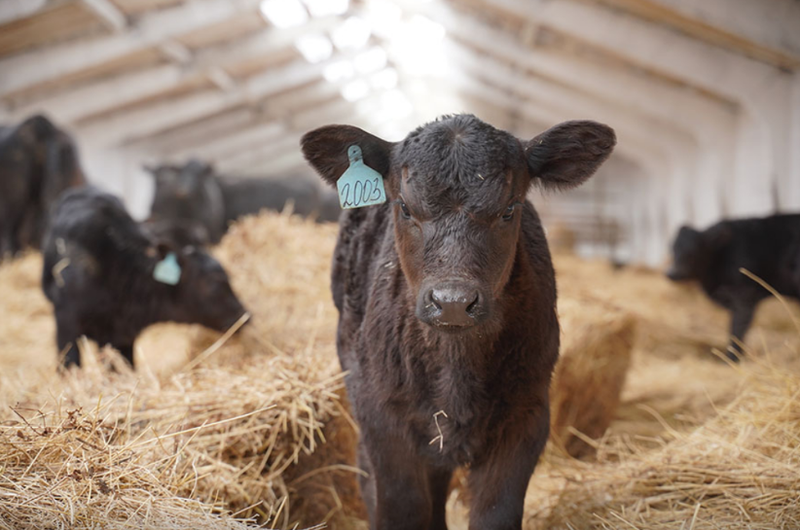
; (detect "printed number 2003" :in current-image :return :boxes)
[340,177,383,208]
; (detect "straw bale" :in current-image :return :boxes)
[3,212,800,529]
[551,298,637,458]
[0,405,262,530]
[525,360,800,529]
[186,211,364,526]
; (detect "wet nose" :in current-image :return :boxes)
[424,282,480,328]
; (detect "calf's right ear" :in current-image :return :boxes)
[301,125,393,188]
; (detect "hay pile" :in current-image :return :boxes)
[525,359,800,529]
[1,210,799,529]
[551,300,637,458]
[0,212,359,529]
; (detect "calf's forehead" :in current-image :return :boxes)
[393,117,525,211]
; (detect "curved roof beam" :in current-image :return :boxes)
[0,0,263,98]
[483,0,796,216]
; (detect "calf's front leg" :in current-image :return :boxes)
[727,302,756,362]
[466,412,549,530]
[362,427,436,530]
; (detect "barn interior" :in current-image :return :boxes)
[1,1,800,529]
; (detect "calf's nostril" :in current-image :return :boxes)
[429,289,443,310]
[466,292,479,315]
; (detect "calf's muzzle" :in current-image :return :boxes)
[417,280,482,329]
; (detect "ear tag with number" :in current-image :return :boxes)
[337,145,387,209]
[153,252,182,285]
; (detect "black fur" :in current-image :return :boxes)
[42,186,247,368]
[667,214,800,361]
[301,114,615,529]
[146,159,341,244]
[0,114,85,257]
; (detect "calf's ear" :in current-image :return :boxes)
[524,120,616,191]
[301,125,393,188]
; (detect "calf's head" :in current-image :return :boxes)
[666,224,731,281]
[153,245,248,331]
[146,159,217,219]
[302,115,615,331]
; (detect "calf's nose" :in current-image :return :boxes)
[423,282,480,328]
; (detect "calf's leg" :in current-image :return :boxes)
[357,440,377,524]
[727,303,755,362]
[466,412,549,530]
[427,465,453,530]
[364,431,433,530]
[113,343,135,368]
[55,309,81,368]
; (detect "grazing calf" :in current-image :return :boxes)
[147,160,340,244]
[42,186,248,369]
[142,217,211,248]
[667,214,800,361]
[147,159,226,243]
[0,114,85,257]
[301,114,615,529]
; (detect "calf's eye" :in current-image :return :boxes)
[502,204,516,221]
[398,200,411,219]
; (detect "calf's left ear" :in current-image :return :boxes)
[301,125,394,188]
[525,120,616,191]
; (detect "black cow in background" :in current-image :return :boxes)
[0,114,85,257]
[147,159,226,244]
[42,186,248,369]
[146,159,341,245]
[667,214,800,361]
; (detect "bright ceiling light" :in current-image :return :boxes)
[331,16,371,50]
[354,46,388,74]
[295,33,333,63]
[370,67,398,90]
[323,59,354,82]
[302,0,349,17]
[259,0,308,28]
[363,0,402,39]
[341,79,370,102]
[408,14,445,41]
[375,89,413,120]
[390,15,447,76]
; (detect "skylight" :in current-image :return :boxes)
[295,33,333,63]
[331,16,372,51]
[259,0,308,28]
[302,0,349,17]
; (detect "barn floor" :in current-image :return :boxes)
[1,212,799,529]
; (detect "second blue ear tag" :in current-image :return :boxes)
[337,145,387,209]
[153,252,182,285]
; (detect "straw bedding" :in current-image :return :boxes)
[1,210,799,529]
[550,301,637,458]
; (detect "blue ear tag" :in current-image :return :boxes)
[153,252,182,285]
[337,145,387,209]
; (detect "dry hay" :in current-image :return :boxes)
[524,358,800,529]
[551,299,637,458]
[0,403,260,530]
[2,211,800,529]
[0,338,346,529]
[0,211,359,529]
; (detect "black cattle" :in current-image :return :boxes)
[146,159,226,243]
[301,114,615,529]
[42,186,248,369]
[667,214,800,361]
[0,114,85,257]
[146,159,340,244]
[141,217,211,248]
